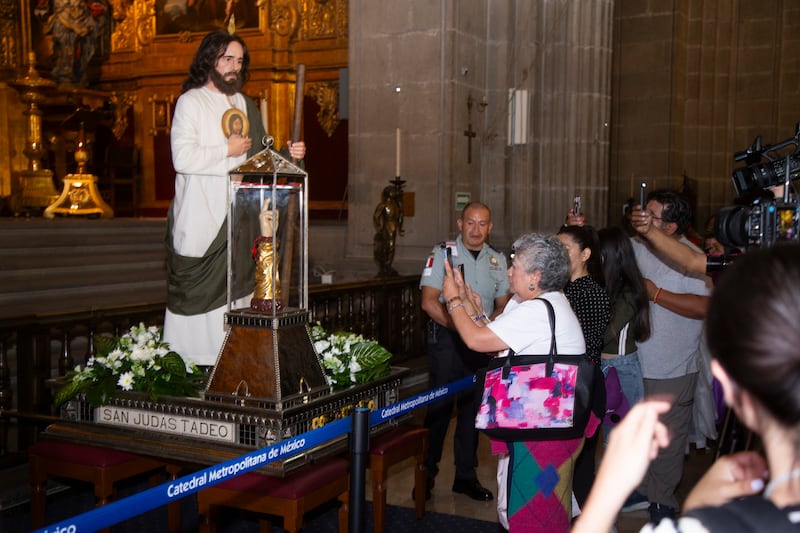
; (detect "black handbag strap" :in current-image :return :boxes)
[539,298,557,360]
[507,297,557,364]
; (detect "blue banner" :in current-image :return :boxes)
[370,374,475,426]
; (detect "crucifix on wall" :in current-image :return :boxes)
[464,94,477,164]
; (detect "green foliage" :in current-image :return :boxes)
[348,341,392,384]
[309,323,392,387]
[53,323,205,408]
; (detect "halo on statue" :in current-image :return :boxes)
[221,108,249,138]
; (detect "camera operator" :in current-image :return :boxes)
[630,184,786,276]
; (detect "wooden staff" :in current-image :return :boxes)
[291,64,306,151]
[280,64,305,303]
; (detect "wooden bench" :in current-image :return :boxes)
[28,439,180,532]
[197,456,349,533]
[368,424,428,533]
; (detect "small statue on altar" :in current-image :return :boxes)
[373,184,404,277]
[250,198,282,312]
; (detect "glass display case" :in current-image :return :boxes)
[226,148,309,314]
[205,147,328,407]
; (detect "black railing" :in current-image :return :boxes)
[309,275,426,361]
[0,304,168,461]
[0,275,426,462]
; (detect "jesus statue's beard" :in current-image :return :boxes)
[210,69,243,95]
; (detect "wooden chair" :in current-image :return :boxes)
[28,439,180,532]
[197,456,349,533]
[368,424,428,533]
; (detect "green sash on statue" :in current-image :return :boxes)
[165,205,256,315]
[165,205,227,315]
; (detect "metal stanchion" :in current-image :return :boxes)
[349,407,370,533]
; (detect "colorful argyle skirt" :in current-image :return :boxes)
[506,437,585,532]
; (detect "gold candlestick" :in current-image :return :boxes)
[9,52,60,213]
[44,123,113,218]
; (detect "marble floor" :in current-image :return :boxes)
[372,411,716,533]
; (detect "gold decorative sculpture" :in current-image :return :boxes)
[44,122,113,218]
[306,82,340,137]
[250,198,282,312]
[9,52,60,214]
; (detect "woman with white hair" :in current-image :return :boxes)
[442,233,602,532]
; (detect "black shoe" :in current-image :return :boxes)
[452,479,493,501]
[412,476,434,501]
[648,503,676,525]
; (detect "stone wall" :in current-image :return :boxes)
[609,0,800,230]
[347,0,614,274]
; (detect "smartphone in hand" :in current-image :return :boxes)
[441,244,453,269]
[573,193,582,216]
[639,181,647,208]
[441,244,464,276]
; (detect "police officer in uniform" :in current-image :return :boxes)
[419,201,511,501]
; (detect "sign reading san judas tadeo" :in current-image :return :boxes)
[95,406,236,444]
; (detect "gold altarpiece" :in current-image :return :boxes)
[0,0,347,215]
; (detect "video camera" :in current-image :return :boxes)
[715,127,800,250]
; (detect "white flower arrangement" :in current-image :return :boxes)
[54,323,204,407]
[309,322,392,387]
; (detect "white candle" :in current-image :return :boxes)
[261,97,268,134]
[395,128,401,177]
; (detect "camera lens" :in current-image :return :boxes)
[733,155,800,196]
[731,166,758,196]
[715,205,750,249]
